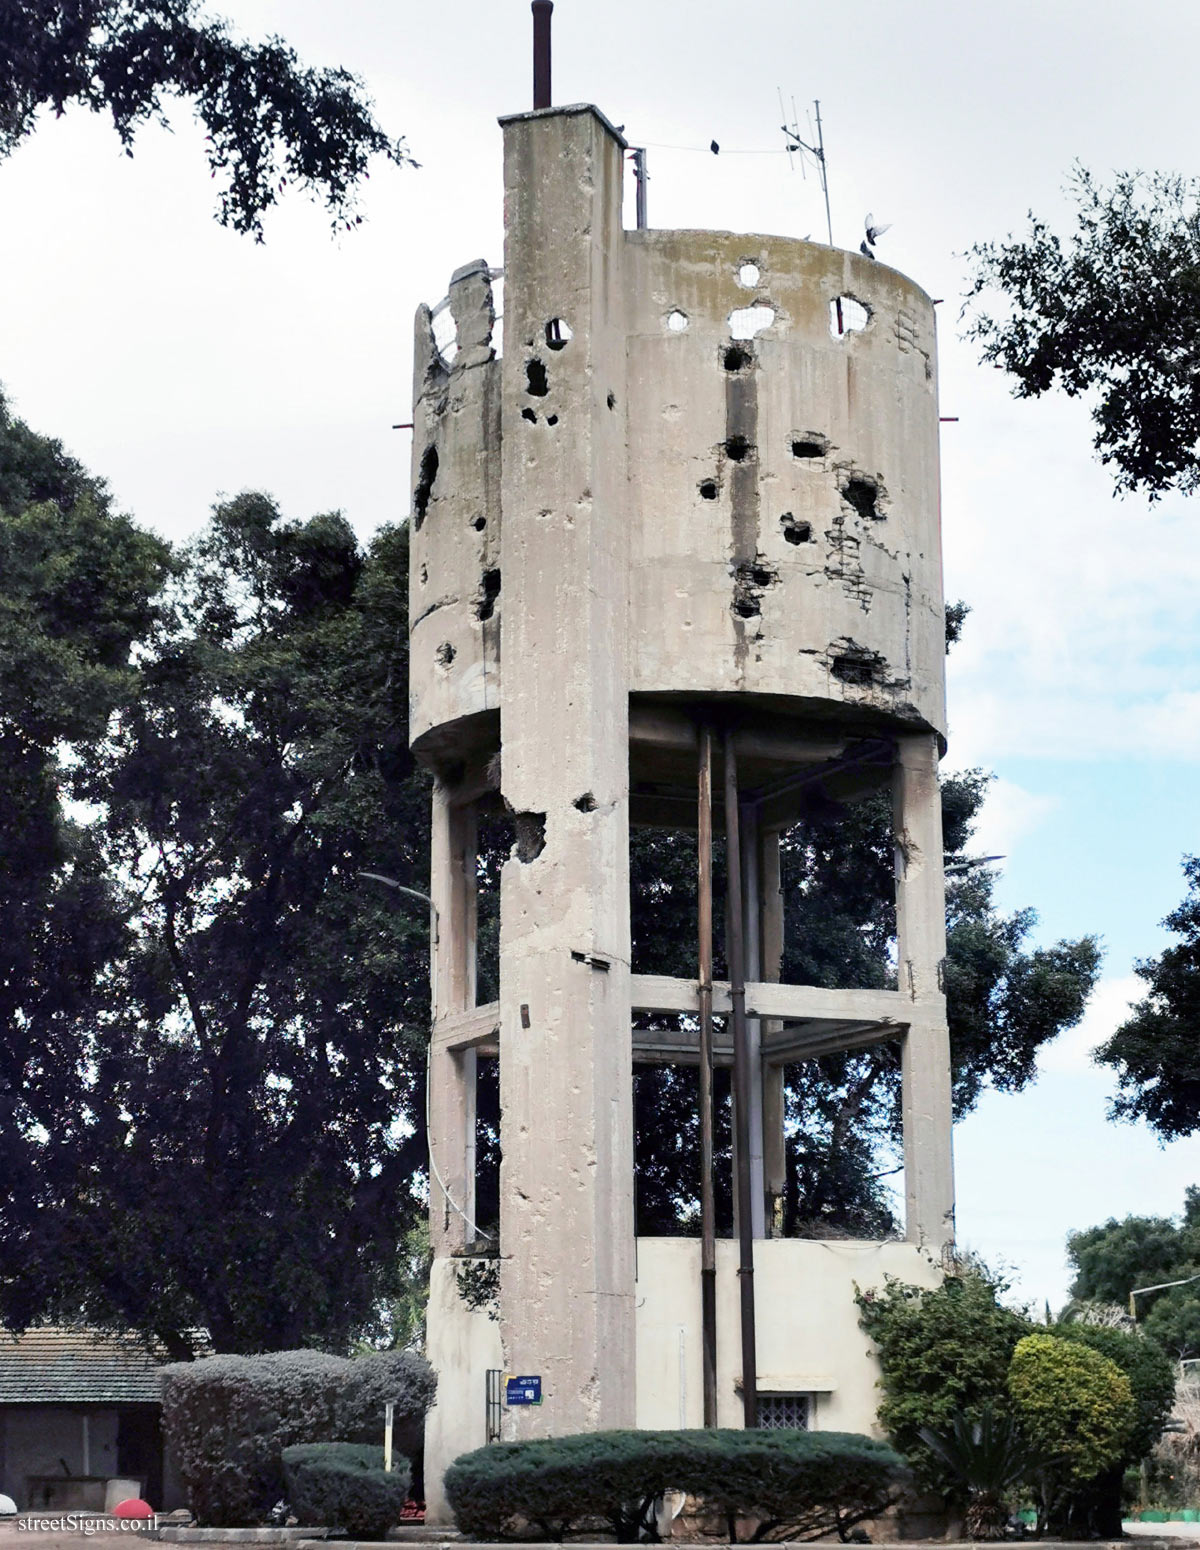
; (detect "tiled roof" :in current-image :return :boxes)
[0,1327,163,1405]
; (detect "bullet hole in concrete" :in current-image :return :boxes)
[522,407,537,423]
[476,568,501,621]
[831,649,882,686]
[733,557,777,618]
[547,414,559,426]
[842,475,881,521]
[525,359,549,396]
[471,514,486,531]
[780,513,813,544]
[574,792,597,812]
[435,642,455,667]
[737,261,761,288]
[728,304,775,340]
[723,344,752,371]
[699,480,719,500]
[513,811,546,862]
[666,309,689,332]
[419,563,428,583]
[607,391,617,410]
[413,445,439,529]
[725,435,752,462]
[830,296,870,338]
[545,317,573,350]
[791,435,827,459]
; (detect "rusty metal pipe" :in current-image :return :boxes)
[723,728,757,1429]
[532,1,553,110]
[698,723,717,1426]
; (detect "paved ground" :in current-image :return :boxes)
[1126,1527,1200,1541]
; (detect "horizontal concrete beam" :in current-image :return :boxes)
[630,973,910,1026]
[432,1002,500,1054]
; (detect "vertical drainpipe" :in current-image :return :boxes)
[532,1,553,110]
[723,729,758,1429]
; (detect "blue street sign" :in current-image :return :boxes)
[505,1374,542,1406]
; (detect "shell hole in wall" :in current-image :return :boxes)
[723,344,752,372]
[780,513,813,544]
[725,435,752,462]
[525,359,549,396]
[435,642,456,668]
[547,414,558,425]
[666,309,689,332]
[545,318,573,350]
[607,391,617,409]
[728,304,775,341]
[476,568,501,621]
[413,445,439,529]
[829,296,870,338]
[513,811,546,863]
[471,515,486,531]
[737,261,761,287]
[791,435,828,459]
[699,480,719,500]
[842,475,882,521]
[522,407,537,423]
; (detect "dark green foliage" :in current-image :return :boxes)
[1097,857,1200,1139]
[160,1350,432,1526]
[444,1428,908,1544]
[282,1443,411,1538]
[945,600,971,651]
[631,770,1099,1238]
[1049,1322,1176,1536]
[0,0,414,236]
[918,1404,1043,1539]
[1067,1189,1200,1358]
[1,487,433,1357]
[856,1270,1033,1490]
[966,168,1200,498]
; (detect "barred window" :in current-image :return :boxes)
[757,1392,810,1430]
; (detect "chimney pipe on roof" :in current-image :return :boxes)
[532,1,553,110]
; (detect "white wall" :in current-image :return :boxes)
[423,1257,503,1524]
[635,1237,944,1433]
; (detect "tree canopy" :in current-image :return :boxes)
[965,168,1200,498]
[0,0,413,235]
[1095,856,1200,1138]
[1068,1188,1200,1358]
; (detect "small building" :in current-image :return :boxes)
[0,1327,181,1511]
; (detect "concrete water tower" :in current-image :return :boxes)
[410,14,954,1521]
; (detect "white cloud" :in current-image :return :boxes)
[1037,973,1143,1076]
[963,775,1058,860]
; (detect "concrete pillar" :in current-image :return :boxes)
[738,801,766,1240]
[429,780,479,1254]
[893,733,955,1251]
[496,105,635,1437]
[759,829,787,1234]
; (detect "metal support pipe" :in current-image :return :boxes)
[723,728,758,1430]
[740,800,766,1238]
[632,148,648,229]
[697,724,717,1426]
[532,1,553,110]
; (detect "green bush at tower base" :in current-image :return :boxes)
[444,1427,909,1543]
[282,1443,411,1539]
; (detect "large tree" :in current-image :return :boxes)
[1067,1188,1200,1359]
[1096,855,1200,1138]
[0,452,431,1354]
[965,168,1200,498]
[1,0,413,235]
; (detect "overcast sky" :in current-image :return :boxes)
[5,0,1200,1310]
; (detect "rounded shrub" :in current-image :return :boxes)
[160,1349,434,1526]
[282,1443,411,1539]
[1008,1333,1136,1485]
[444,1427,908,1543]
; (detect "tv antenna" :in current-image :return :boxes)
[779,92,835,249]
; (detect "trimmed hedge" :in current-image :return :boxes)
[1008,1333,1136,1486]
[444,1428,908,1543]
[282,1444,411,1539]
[160,1349,435,1526]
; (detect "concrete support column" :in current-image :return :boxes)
[759,829,787,1234]
[738,801,767,1240]
[428,780,479,1254]
[497,105,634,1436]
[893,733,955,1251]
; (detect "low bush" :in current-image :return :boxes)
[161,1349,434,1526]
[444,1427,908,1543]
[282,1443,411,1539]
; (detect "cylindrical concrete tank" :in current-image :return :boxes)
[410,233,945,763]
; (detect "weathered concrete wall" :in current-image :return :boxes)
[0,1407,118,1509]
[635,1238,943,1434]
[423,1260,503,1525]
[495,104,636,1443]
